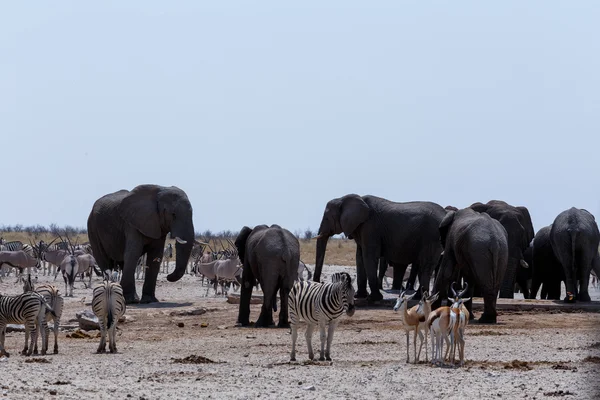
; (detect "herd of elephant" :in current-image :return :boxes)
[86,184,600,326]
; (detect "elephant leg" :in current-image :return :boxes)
[355,245,368,299]
[499,258,517,299]
[237,263,254,326]
[256,275,276,328]
[406,262,419,293]
[377,257,386,290]
[578,267,592,302]
[278,285,291,329]
[362,248,383,302]
[121,242,144,304]
[391,264,408,291]
[141,246,163,303]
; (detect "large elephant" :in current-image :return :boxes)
[314,194,446,302]
[235,224,300,328]
[530,225,565,300]
[550,208,600,303]
[432,208,508,323]
[470,200,534,299]
[87,184,195,304]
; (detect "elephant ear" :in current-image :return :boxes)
[118,185,162,239]
[439,210,456,249]
[340,195,370,238]
[234,226,253,263]
[516,206,535,242]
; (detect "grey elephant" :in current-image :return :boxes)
[529,225,564,300]
[315,194,446,302]
[432,208,508,323]
[470,200,534,299]
[87,184,195,304]
[550,207,600,303]
[235,224,300,327]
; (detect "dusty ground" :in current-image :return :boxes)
[1,265,599,400]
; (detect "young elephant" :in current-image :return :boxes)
[432,208,509,324]
[235,224,300,328]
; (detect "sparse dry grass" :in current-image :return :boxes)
[0,232,358,267]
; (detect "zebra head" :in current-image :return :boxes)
[331,272,356,317]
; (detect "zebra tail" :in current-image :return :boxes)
[92,263,103,277]
[39,294,57,318]
[106,286,114,329]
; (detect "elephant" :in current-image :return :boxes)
[432,207,509,324]
[469,200,534,299]
[377,257,409,291]
[234,224,300,328]
[314,194,446,303]
[529,225,565,300]
[87,184,195,304]
[550,207,600,303]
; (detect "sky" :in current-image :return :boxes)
[1,1,599,234]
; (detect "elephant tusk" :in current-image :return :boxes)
[175,237,188,244]
[520,259,529,269]
[313,235,322,239]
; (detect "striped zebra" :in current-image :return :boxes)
[162,243,173,274]
[0,240,24,252]
[92,274,126,353]
[288,272,356,362]
[21,275,64,354]
[0,290,56,357]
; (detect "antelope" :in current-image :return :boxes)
[393,291,422,363]
[428,281,470,366]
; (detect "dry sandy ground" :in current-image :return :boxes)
[1,265,599,400]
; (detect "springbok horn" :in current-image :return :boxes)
[450,281,458,298]
[458,282,469,298]
[175,237,187,244]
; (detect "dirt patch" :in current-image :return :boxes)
[543,390,576,397]
[588,342,600,349]
[24,358,50,363]
[45,380,71,385]
[171,355,222,364]
[470,330,506,336]
[504,360,532,370]
[582,356,600,364]
[552,364,577,371]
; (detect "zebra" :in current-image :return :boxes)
[288,272,356,362]
[92,273,126,353]
[0,240,24,252]
[0,289,56,357]
[21,275,64,354]
[162,243,173,274]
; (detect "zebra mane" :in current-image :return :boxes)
[330,272,353,289]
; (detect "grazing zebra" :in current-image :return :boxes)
[92,274,126,354]
[162,243,173,273]
[21,275,64,354]
[0,290,56,357]
[288,272,356,362]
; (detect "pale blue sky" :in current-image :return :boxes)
[1,2,599,234]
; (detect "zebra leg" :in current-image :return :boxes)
[53,318,59,354]
[0,323,8,357]
[318,322,327,361]
[305,324,315,360]
[325,321,338,361]
[290,324,298,361]
[23,320,36,356]
[109,325,117,353]
[39,317,48,356]
[97,321,107,353]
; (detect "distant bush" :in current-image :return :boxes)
[303,228,314,242]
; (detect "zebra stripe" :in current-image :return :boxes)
[0,241,24,252]
[0,291,54,357]
[22,278,64,354]
[92,279,126,353]
[288,272,356,361]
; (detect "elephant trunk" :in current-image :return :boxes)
[167,235,194,282]
[314,236,329,282]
